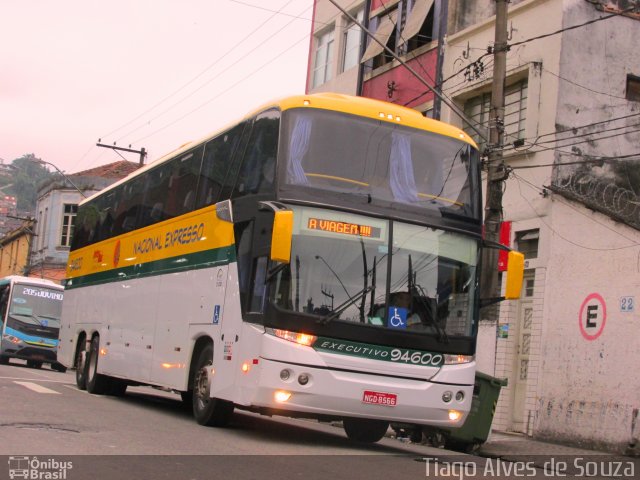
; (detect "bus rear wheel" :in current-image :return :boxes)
[192,344,234,427]
[86,336,109,395]
[75,339,88,390]
[343,418,390,443]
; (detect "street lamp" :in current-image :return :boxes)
[32,159,87,198]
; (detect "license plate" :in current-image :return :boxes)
[362,390,397,407]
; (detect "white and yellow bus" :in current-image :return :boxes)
[58,93,523,442]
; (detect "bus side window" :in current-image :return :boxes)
[113,177,145,235]
[196,124,245,209]
[166,146,203,216]
[140,162,173,227]
[0,286,9,321]
[232,110,279,198]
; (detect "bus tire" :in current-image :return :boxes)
[86,336,109,395]
[343,418,390,443]
[192,344,234,427]
[180,391,193,411]
[52,363,67,373]
[0,355,9,365]
[27,360,43,369]
[107,378,127,397]
[75,339,88,390]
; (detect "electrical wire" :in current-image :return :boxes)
[114,2,312,144]
[132,33,310,145]
[509,9,633,49]
[542,66,628,100]
[505,122,640,155]
[101,0,301,142]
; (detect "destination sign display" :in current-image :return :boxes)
[306,218,381,238]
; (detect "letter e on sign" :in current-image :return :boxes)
[578,293,606,341]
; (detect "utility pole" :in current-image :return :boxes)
[480,0,509,312]
[96,141,147,167]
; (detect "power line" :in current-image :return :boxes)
[132,33,311,145]
[509,152,640,170]
[229,0,314,21]
[111,1,311,144]
[513,112,640,147]
[327,0,488,141]
[509,9,632,49]
[520,127,640,156]
[542,66,628,100]
[505,122,640,155]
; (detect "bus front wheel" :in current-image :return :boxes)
[52,363,67,373]
[192,344,234,427]
[343,418,390,443]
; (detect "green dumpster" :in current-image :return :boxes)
[422,371,507,452]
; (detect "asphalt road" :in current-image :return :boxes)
[0,360,477,480]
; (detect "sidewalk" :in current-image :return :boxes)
[475,431,640,475]
[479,431,612,458]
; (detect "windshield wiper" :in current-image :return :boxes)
[317,284,375,325]
[413,283,449,344]
[265,263,288,284]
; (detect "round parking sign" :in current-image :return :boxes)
[578,293,607,341]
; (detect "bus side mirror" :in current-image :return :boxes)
[504,251,524,299]
[271,210,293,264]
[215,199,233,223]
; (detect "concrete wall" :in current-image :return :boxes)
[535,198,640,452]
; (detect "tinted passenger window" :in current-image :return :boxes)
[196,124,245,209]
[232,110,279,198]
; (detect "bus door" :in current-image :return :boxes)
[211,201,274,397]
[0,285,8,356]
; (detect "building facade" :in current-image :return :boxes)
[307,0,640,453]
[27,161,139,283]
[0,220,35,277]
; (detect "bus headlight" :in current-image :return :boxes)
[3,334,22,345]
[266,328,317,347]
[274,390,292,403]
[448,410,463,422]
[443,354,474,365]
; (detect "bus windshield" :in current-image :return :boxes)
[279,108,480,220]
[5,284,63,340]
[269,206,478,339]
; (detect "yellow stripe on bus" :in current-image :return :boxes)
[66,205,234,279]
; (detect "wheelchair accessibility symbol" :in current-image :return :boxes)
[388,307,407,329]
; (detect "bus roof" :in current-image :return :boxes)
[0,276,63,289]
[80,93,478,206]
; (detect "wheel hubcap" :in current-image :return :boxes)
[194,366,211,410]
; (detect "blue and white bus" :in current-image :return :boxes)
[0,276,66,372]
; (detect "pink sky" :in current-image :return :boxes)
[0,0,314,173]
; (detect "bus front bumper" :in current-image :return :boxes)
[245,357,473,427]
